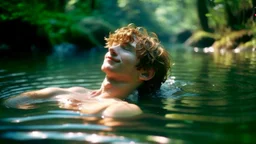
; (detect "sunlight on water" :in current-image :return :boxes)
[1,131,133,143]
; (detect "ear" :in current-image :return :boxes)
[139,68,155,81]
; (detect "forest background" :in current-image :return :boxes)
[0,0,255,56]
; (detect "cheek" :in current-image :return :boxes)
[122,53,138,66]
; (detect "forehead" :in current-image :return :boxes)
[112,37,137,48]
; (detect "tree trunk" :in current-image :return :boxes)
[224,1,237,30]
[91,0,95,10]
[197,0,210,32]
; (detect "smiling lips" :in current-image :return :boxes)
[106,56,120,63]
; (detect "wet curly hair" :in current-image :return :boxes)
[104,23,172,97]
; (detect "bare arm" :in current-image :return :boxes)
[4,87,70,109]
[20,87,71,98]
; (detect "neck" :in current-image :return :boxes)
[93,76,141,99]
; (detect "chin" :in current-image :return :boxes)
[101,62,109,71]
[102,65,114,74]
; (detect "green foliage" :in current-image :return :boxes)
[1,0,254,48]
[206,0,254,31]
[0,0,94,45]
[206,3,227,32]
[0,0,199,44]
[98,0,198,35]
[152,0,198,33]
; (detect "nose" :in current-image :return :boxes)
[108,45,119,56]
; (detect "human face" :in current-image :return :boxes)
[101,42,141,82]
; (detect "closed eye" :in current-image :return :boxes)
[121,43,134,51]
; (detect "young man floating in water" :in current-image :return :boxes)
[5,24,171,118]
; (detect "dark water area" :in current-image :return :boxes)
[0,45,256,144]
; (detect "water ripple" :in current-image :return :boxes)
[0,123,110,131]
[1,131,134,143]
[1,47,256,143]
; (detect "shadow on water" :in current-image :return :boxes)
[0,45,256,143]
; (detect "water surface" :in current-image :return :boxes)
[0,45,256,144]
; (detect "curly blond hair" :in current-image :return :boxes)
[105,24,171,97]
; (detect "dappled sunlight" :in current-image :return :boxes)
[165,113,237,123]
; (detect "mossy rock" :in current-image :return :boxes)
[212,30,253,50]
[238,38,256,50]
[185,31,218,48]
[69,18,114,50]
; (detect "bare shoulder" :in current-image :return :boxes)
[102,101,142,118]
[4,87,68,109]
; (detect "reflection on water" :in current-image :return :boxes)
[0,45,256,143]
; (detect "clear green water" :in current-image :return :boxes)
[0,45,256,144]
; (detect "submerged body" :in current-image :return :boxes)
[5,87,142,118]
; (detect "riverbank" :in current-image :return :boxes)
[185,27,255,51]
